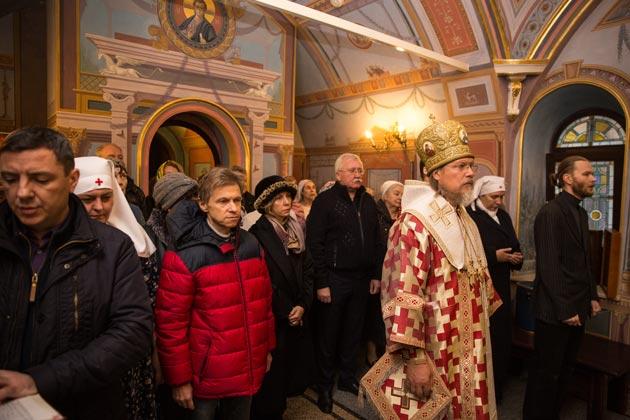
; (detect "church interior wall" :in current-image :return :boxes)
[1,3,47,132]
[0,14,16,134]
[549,0,630,75]
[37,0,296,188]
[518,84,624,262]
[263,150,280,178]
[510,0,630,322]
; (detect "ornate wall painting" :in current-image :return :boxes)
[455,83,489,108]
[193,162,212,178]
[420,0,478,56]
[348,33,373,49]
[594,0,630,30]
[367,168,401,197]
[157,0,236,58]
[446,74,497,117]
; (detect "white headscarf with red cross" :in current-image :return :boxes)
[74,156,156,257]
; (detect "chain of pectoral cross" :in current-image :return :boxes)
[455,207,486,286]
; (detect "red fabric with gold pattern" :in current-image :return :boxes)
[381,211,501,419]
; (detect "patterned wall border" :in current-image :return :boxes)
[512,0,564,58]
[296,65,437,107]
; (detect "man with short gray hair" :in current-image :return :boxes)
[307,153,384,413]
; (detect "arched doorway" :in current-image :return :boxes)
[516,81,629,298]
[136,98,249,190]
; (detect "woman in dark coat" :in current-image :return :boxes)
[74,157,158,420]
[467,175,523,401]
[368,180,403,364]
[249,175,315,420]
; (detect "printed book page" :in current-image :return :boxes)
[0,394,61,420]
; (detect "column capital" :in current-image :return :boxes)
[247,109,270,125]
[102,91,137,112]
[278,144,293,159]
[56,126,87,155]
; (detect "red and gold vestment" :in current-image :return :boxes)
[380,182,501,419]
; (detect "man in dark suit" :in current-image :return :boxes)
[523,155,601,420]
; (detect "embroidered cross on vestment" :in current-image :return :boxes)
[429,200,454,227]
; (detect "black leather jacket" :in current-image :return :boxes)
[0,195,152,419]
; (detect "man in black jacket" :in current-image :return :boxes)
[0,127,152,419]
[523,155,601,420]
[306,153,385,413]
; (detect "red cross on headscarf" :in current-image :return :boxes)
[95,178,104,186]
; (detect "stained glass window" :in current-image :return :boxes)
[557,115,625,148]
[554,160,615,230]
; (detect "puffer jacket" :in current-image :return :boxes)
[155,200,275,399]
[0,196,153,420]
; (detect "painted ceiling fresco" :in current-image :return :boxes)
[292,0,603,97]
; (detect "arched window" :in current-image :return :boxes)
[546,112,626,231]
[556,115,625,148]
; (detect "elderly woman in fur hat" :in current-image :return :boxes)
[249,175,315,419]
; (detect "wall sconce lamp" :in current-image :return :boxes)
[365,121,408,152]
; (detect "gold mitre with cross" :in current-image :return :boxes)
[415,115,473,174]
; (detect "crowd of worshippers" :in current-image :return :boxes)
[0,123,599,420]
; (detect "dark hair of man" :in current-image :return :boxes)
[199,167,243,202]
[550,155,588,188]
[0,127,75,174]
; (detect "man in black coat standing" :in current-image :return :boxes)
[307,153,385,414]
[523,155,601,420]
[467,175,522,402]
[0,128,152,419]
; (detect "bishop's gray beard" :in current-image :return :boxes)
[439,188,475,207]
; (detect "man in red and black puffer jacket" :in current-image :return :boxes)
[155,167,275,420]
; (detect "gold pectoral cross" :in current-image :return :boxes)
[429,200,454,227]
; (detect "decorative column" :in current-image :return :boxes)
[278,145,293,177]
[247,109,269,188]
[103,91,136,164]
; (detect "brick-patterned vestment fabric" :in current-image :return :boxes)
[381,210,501,419]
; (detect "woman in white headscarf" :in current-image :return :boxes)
[74,156,157,420]
[466,175,523,402]
[365,180,404,365]
[293,179,317,220]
